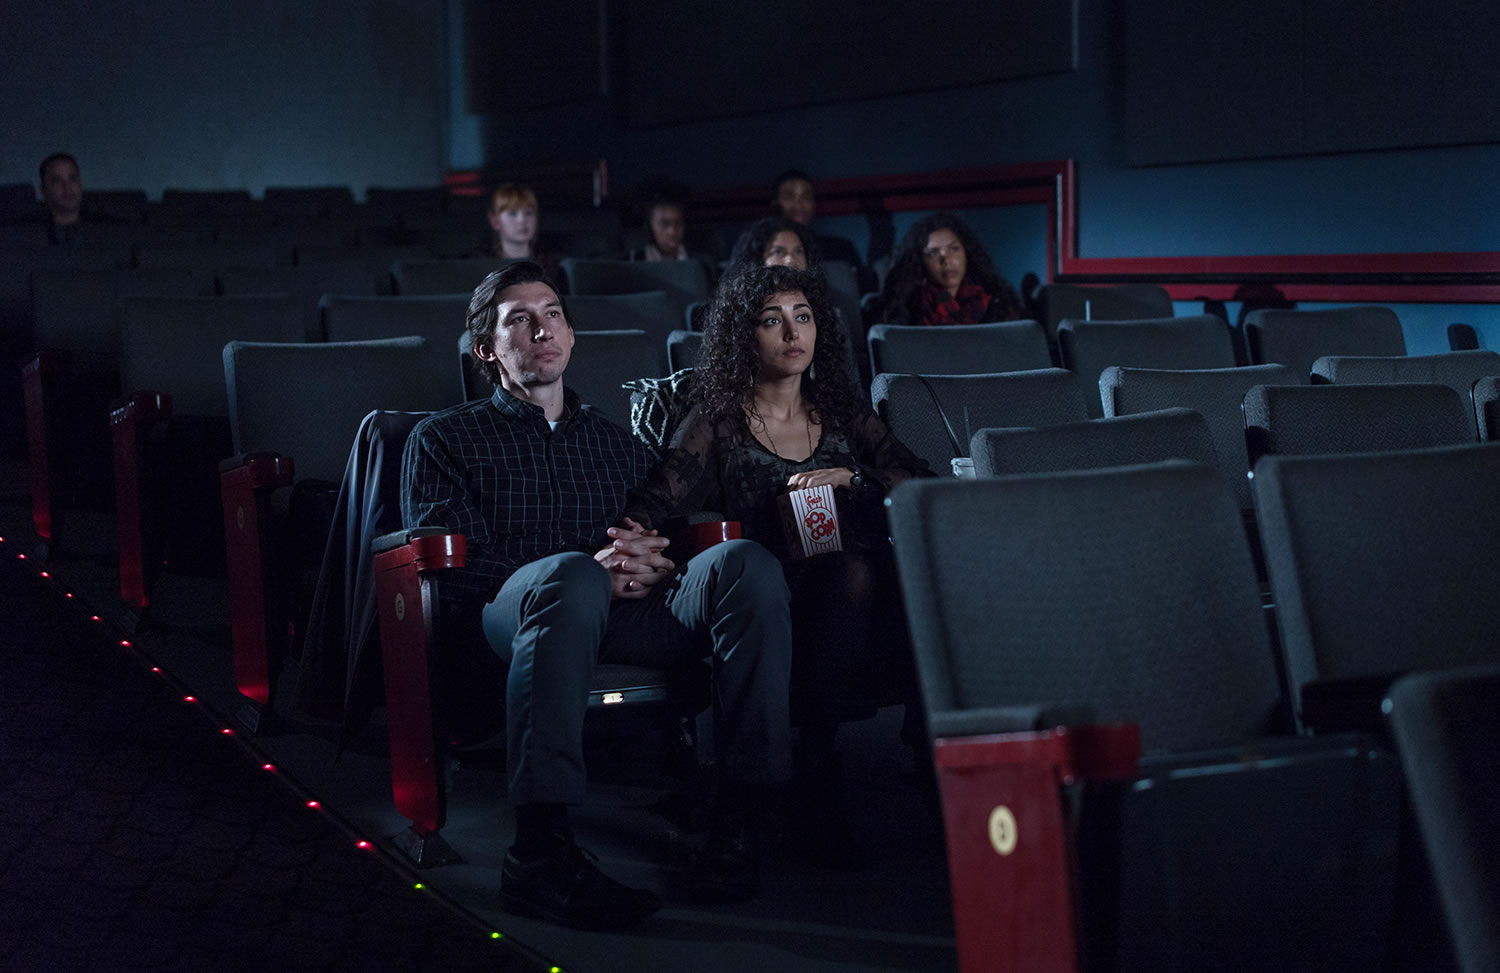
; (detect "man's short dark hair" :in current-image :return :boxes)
[466,261,569,385]
[771,169,813,198]
[39,152,78,184]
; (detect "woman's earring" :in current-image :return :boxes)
[809,362,817,381]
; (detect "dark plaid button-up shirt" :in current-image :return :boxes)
[401,385,655,605]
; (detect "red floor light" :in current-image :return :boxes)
[91,615,101,621]
[39,571,49,578]
[221,728,233,735]
[65,593,72,598]
[120,640,131,647]
[150,667,160,673]
[17,554,25,560]
[356,840,371,849]
[306,800,320,809]
[183,696,197,703]
[262,763,275,772]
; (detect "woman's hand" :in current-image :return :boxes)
[595,517,674,599]
[786,467,854,491]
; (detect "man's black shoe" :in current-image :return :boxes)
[681,824,760,903]
[501,839,663,930]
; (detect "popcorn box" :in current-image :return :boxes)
[777,484,844,558]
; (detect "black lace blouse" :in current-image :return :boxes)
[621,404,934,559]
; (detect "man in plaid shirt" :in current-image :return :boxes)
[403,262,792,930]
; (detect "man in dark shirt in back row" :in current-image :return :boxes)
[401,261,793,930]
[33,152,120,245]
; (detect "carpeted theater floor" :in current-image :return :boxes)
[0,544,552,973]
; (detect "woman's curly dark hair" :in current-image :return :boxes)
[875,212,1022,324]
[728,216,818,268]
[695,264,863,433]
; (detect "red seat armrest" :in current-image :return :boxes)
[932,723,1141,973]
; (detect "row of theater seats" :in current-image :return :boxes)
[889,432,1500,971]
[0,184,629,256]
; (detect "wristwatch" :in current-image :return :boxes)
[847,467,869,493]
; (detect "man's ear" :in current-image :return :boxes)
[473,340,497,362]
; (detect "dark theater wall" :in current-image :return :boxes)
[1,0,445,197]
[454,0,1500,262]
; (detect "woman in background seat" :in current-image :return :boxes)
[476,182,563,282]
[729,216,815,271]
[875,211,1024,327]
[621,264,932,870]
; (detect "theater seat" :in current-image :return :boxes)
[1244,305,1407,380]
[970,407,1217,478]
[218,338,459,731]
[319,294,470,402]
[218,262,379,341]
[871,370,1088,475]
[1101,363,1298,509]
[1033,282,1173,345]
[1474,376,1500,441]
[1310,350,1500,439]
[24,267,208,552]
[1253,443,1500,732]
[1386,664,1500,973]
[889,464,1400,972]
[666,329,702,372]
[111,295,302,621]
[1058,315,1237,417]
[390,257,519,297]
[867,320,1051,378]
[559,330,662,429]
[1243,382,1472,468]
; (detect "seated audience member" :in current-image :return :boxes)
[622,264,933,869]
[631,182,693,262]
[402,261,794,926]
[728,216,815,271]
[31,152,120,244]
[768,169,871,291]
[874,211,1025,327]
[475,182,563,282]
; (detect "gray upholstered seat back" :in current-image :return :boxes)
[1311,350,1500,439]
[1243,305,1406,380]
[223,337,450,483]
[1034,282,1173,342]
[564,290,676,373]
[218,262,377,341]
[1059,315,1237,417]
[1254,444,1500,723]
[390,258,519,297]
[867,320,1051,378]
[872,369,1088,473]
[32,268,206,368]
[1102,363,1298,508]
[321,295,471,402]
[888,462,1279,753]
[563,329,661,429]
[122,295,302,417]
[1474,376,1500,441]
[1243,382,1472,468]
[1386,664,1500,973]
[666,329,702,372]
[971,407,1218,478]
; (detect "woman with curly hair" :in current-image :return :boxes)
[620,263,932,869]
[875,211,1025,326]
[728,215,816,270]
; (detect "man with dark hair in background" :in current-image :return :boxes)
[402,260,793,930]
[34,152,118,245]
